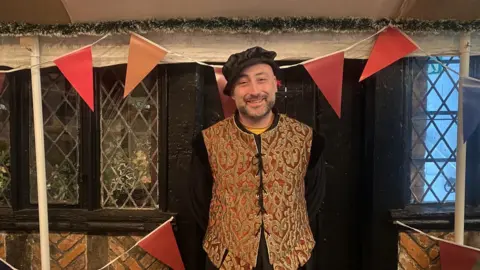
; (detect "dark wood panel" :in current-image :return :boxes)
[366,60,408,270]
[166,63,207,269]
[283,61,366,270]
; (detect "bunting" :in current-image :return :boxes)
[462,76,480,143]
[99,217,185,270]
[304,52,344,118]
[15,25,457,121]
[138,217,185,270]
[440,241,480,270]
[124,33,168,98]
[359,26,418,82]
[53,46,94,111]
[213,67,236,118]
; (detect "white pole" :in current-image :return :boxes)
[29,36,51,269]
[454,33,471,245]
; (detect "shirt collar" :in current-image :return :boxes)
[234,108,280,134]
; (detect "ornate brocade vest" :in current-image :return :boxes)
[201,114,316,270]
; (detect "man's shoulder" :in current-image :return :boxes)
[280,114,325,144]
[202,116,234,134]
[280,114,313,132]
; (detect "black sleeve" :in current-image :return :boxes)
[304,131,327,222]
[188,133,214,232]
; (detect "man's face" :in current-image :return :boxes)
[231,63,277,121]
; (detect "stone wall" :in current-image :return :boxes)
[0,232,168,269]
[398,231,480,270]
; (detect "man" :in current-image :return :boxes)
[188,46,326,269]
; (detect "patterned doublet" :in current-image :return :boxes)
[201,114,315,270]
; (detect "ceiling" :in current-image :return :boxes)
[0,0,479,25]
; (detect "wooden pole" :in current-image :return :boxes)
[454,33,470,245]
[28,36,51,269]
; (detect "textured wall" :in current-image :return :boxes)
[0,232,168,269]
[398,231,480,270]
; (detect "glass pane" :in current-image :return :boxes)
[0,75,11,207]
[100,66,159,209]
[410,56,458,204]
[30,71,80,204]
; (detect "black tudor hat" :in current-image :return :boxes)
[222,46,280,96]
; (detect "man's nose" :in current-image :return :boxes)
[250,82,262,94]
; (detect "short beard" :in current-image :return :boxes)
[238,98,275,121]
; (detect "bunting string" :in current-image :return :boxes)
[1,25,476,84]
[395,30,480,84]
[98,240,140,270]
[0,25,415,73]
[280,25,389,69]
[0,26,477,82]
[0,258,18,270]
[3,24,480,124]
[167,51,222,68]
[0,25,477,83]
[0,34,111,74]
[98,216,176,270]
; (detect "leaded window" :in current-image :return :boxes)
[409,56,459,204]
[29,70,80,205]
[0,75,11,207]
[100,66,159,209]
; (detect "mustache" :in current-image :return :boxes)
[244,94,268,102]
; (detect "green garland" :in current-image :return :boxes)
[0,17,479,37]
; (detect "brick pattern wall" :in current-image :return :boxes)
[398,231,480,270]
[108,236,169,270]
[1,232,169,269]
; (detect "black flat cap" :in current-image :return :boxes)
[222,46,280,96]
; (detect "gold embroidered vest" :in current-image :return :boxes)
[201,114,315,270]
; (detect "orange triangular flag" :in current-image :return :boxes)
[54,46,94,111]
[124,33,167,98]
[359,26,418,81]
[214,67,236,118]
[304,51,344,118]
[138,217,185,270]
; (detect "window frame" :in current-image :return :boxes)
[408,56,459,205]
[390,55,480,229]
[360,56,480,270]
[0,66,172,233]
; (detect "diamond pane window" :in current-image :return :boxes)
[100,66,159,209]
[0,75,11,207]
[30,71,80,204]
[410,56,459,204]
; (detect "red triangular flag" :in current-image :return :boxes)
[214,67,236,118]
[359,26,418,81]
[138,217,185,270]
[124,33,167,98]
[439,241,480,269]
[54,46,94,111]
[304,51,344,118]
